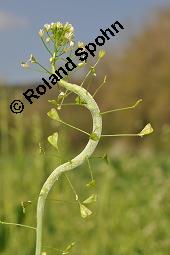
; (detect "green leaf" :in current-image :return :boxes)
[98,50,106,59]
[138,123,154,137]
[90,132,100,141]
[86,180,96,187]
[47,132,59,149]
[47,108,60,121]
[83,194,97,204]
[62,242,76,255]
[79,203,92,218]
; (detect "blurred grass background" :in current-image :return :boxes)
[0,7,170,255]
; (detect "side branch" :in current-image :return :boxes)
[101,99,142,115]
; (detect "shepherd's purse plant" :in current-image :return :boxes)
[0,21,153,255]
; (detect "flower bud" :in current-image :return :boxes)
[78,62,86,68]
[56,22,63,28]
[21,62,29,68]
[78,41,85,48]
[70,41,74,47]
[44,24,50,31]
[98,50,106,59]
[46,37,50,43]
[38,29,44,37]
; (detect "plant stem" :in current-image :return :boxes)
[35,79,102,255]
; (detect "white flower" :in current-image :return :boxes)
[44,24,50,31]
[78,41,84,48]
[64,22,69,28]
[69,24,74,33]
[59,92,65,97]
[64,22,74,33]
[65,32,73,40]
[70,41,74,47]
[46,37,50,43]
[49,56,55,63]
[49,57,53,63]
[38,29,44,37]
[56,22,63,28]
[50,22,55,29]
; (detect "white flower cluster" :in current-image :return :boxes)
[38,21,74,47]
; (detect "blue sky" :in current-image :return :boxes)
[0,0,169,84]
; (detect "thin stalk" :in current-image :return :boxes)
[36,62,52,75]
[65,174,79,201]
[80,69,91,87]
[101,133,139,137]
[59,103,84,107]
[40,37,53,56]
[65,57,101,98]
[47,199,76,204]
[57,89,69,108]
[46,31,54,42]
[86,58,100,90]
[86,157,94,181]
[42,245,62,252]
[0,220,36,230]
[93,75,107,97]
[101,99,142,115]
[60,120,90,136]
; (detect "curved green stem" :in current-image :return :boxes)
[35,79,102,255]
